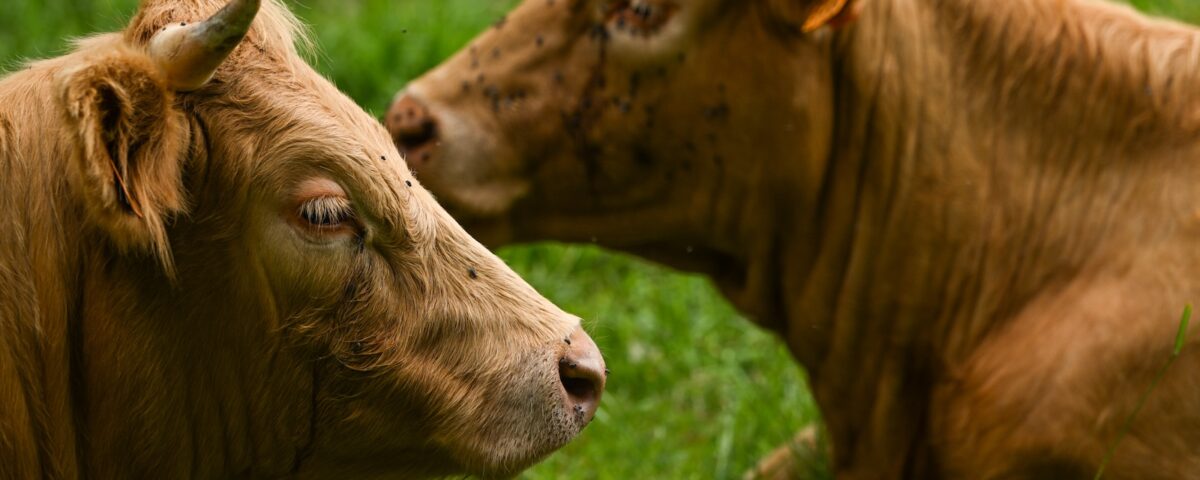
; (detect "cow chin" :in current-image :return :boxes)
[445,346,585,478]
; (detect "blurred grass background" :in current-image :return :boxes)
[1,1,1194,478]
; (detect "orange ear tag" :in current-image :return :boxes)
[802,0,859,32]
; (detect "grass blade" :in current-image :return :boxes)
[1174,304,1191,356]
[1094,304,1192,479]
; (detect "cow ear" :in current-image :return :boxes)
[767,0,860,32]
[58,45,189,271]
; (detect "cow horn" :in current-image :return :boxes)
[148,0,261,91]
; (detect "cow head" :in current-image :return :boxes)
[52,0,603,476]
[388,0,856,279]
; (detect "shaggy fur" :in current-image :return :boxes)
[394,0,1200,478]
[0,1,602,478]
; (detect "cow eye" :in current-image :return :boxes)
[607,1,675,35]
[297,196,356,234]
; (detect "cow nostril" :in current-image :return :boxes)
[561,371,597,404]
[398,119,437,150]
[387,95,440,160]
[559,359,602,419]
[558,327,606,424]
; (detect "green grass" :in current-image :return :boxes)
[502,245,816,479]
[1123,0,1200,21]
[1,1,1195,479]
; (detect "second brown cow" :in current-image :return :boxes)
[390,0,1200,478]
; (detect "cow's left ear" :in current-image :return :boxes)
[58,45,189,269]
[57,0,259,273]
[767,0,861,32]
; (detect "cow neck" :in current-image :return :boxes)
[783,0,1200,474]
[68,123,314,478]
[72,239,316,477]
[0,64,92,479]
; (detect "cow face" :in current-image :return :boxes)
[389,0,854,270]
[54,0,603,477]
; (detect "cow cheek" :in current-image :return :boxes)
[306,338,538,473]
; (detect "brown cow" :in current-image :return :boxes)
[389,0,1200,478]
[0,0,607,478]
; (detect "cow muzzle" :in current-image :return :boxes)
[559,326,607,425]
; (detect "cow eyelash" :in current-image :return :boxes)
[607,1,673,35]
[297,196,355,231]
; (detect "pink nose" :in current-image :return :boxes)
[559,326,606,424]
[386,94,439,169]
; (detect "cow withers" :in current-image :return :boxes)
[0,0,604,477]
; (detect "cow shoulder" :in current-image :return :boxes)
[0,336,43,479]
[0,270,44,479]
[0,107,43,474]
[55,39,189,272]
[0,85,55,476]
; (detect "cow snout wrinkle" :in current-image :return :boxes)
[558,326,606,425]
[387,94,439,168]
